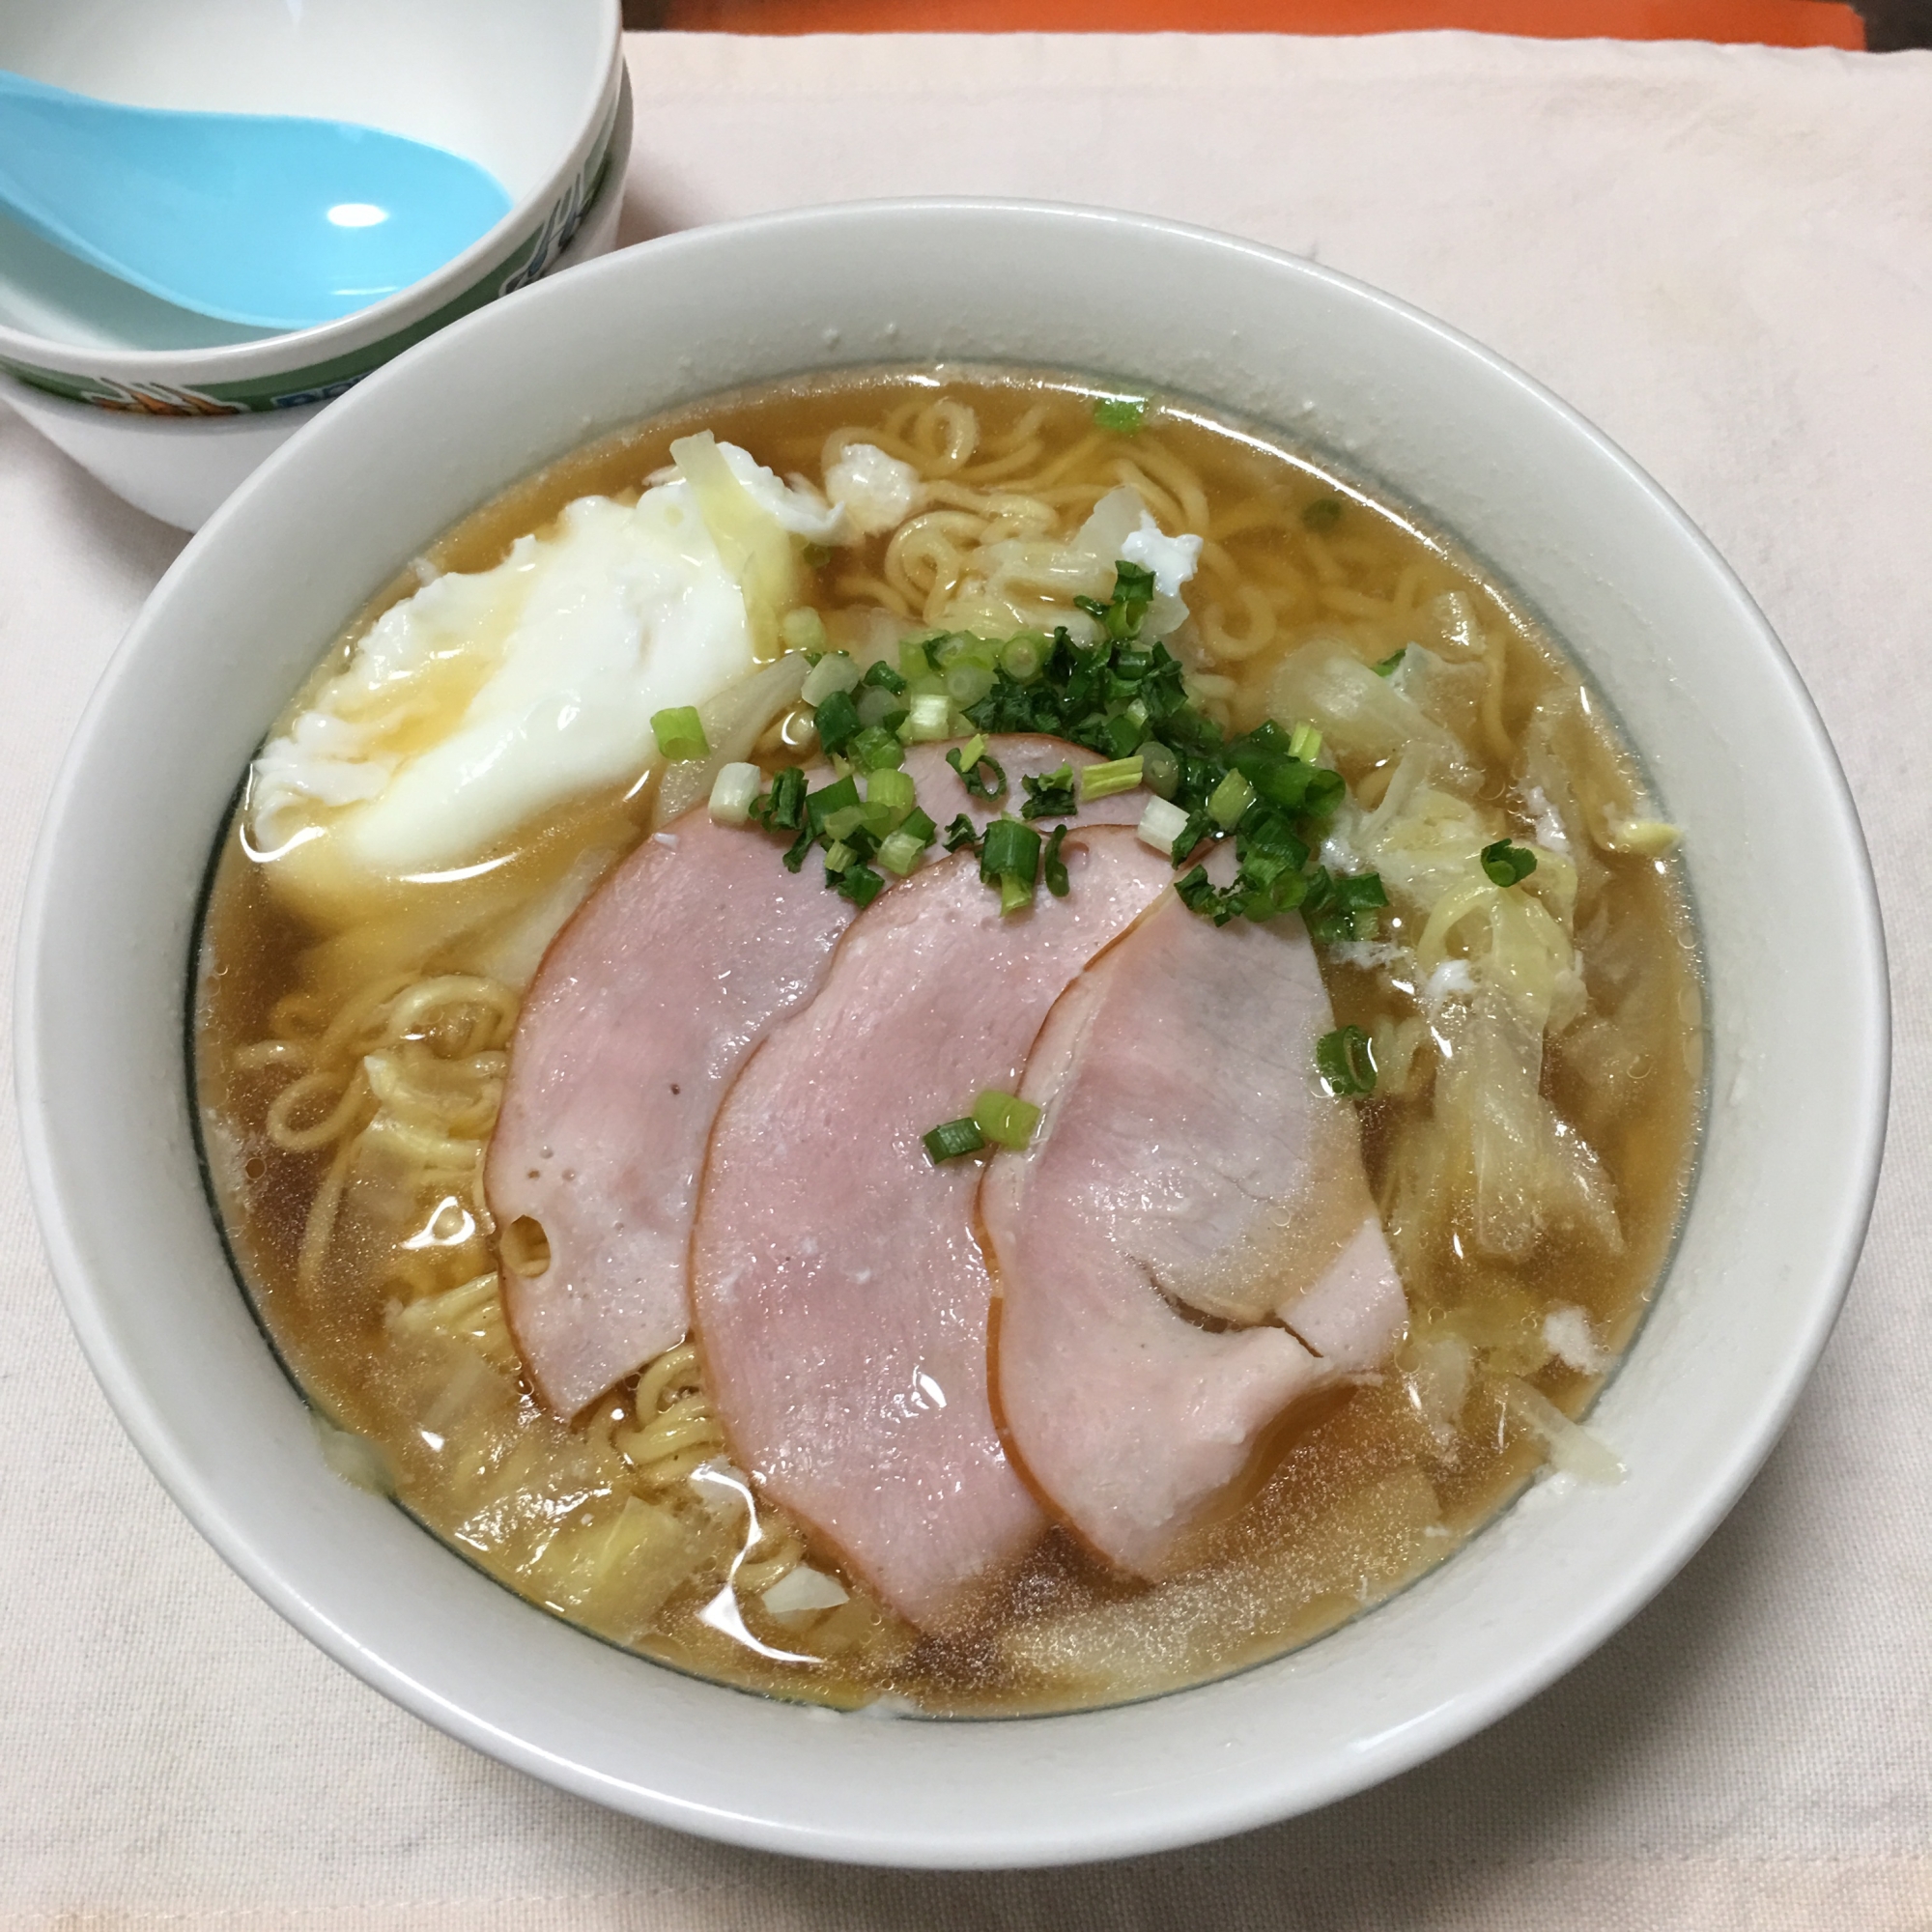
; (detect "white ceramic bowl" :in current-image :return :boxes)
[17,201,1888,1868]
[0,0,623,412]
[0,71,633,531]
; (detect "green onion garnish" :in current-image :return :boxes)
[1374,648,1407,677]
[1019,763,1079,820]
[1287,722,1322,764]
[865,766,917,822]
[848,724,904,772]
[651,706,709,763]
[1042,823,1069,898]
[973,1089,1041,1151]
[1093,396,1147,435]
[1208,768,1256,831]
[923,1117,987,1163]
[1139,740,1180,800]
[942,814,980,855]
[863,659,908,696]
[801,541,833,569]
[822,838,857,874]
[1000,633,1047,683]
[947,736,1008,800]
[835,862,884,909]
[1302,868,1389,945]
[1481,838,1538,887]
[812,687,862,756]
[877,828,924,876]
[1079,754,1144,802]
[805,775,861,837]
[980,816,1041,915]
[708,761,762,826]
[1316,1024,1378,1097]
[1302,497,1344,532]
[901,691,952,742]
[946,660,997,707]
[800,650,861,706]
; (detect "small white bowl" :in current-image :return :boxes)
[0,71,633,531]
[0,0,623,412]
[16,201,1889,1867]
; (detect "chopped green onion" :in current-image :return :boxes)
[945,660,997,707]
[1481,838,1538,887]
[781,822,814,873]
[973,1089,1041,1151]
[1176,864,1236,926]
[1139,740,1180,800]
[1042,823,1069,897]
[899,636,938,678]
[812,687,863,755]
[1374,648,1407,677]
[980,816,1041,895]
[1137,795,1191,856]
[923,1117,987,1163]
[863,659,908,696]
[1288,722,1322,764]
[999,872,1034,915]
[942,814,980,854]
[877,828,926,876]
[1302,868,1389,945]
[801,540,833,569]
[707,761,762,826]
[1302,497,1344,532]
[1000,632,1047,683]
[1080,754,1144,803]
[781,608,829,655]
[820,804,871,843]
[805,775,861,836]
[901,691,952,741]
[1316,1025,1378,1097]
[1020,763,1079,820]
[757,764,808,833]
[848,724,905,772]
[651,706,709,763]
[948,737,1007,800]
[800,651,861,706]
[1208,768,1256,830]
[835,862,884,909]
[821,838,857,874]
[854,683,906,730]
[1093,396,1148,435]
[865,767,917,822]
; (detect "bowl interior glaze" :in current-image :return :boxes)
[16,201,1888,1868]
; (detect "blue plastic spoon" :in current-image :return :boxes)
[0,70,512,331]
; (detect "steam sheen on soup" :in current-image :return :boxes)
[194,372,1702,1714]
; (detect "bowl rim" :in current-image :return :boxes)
[0,70,636,443]
[14,196,1891,1867]
[0,0,623,387]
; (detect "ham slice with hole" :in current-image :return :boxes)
[487,734,1140,1415]
[983,890,1407,1579]
[690,828,1175,1629]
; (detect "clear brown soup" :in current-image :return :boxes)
[194,369,1702,1713]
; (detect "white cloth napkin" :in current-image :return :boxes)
[3,28,1929,1930]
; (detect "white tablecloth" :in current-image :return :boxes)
[4,29,1928,1930]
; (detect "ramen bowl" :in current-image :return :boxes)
[0,0,624,489]
[16,200,1887,1867]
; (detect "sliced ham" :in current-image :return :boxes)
[983,890,1407,1580]
[690,828,1175,1629]
[487,734,1141,1415]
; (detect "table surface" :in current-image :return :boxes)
[4,28,1930,1932]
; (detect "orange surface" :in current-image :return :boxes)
[658,0,1863,42]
